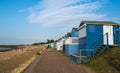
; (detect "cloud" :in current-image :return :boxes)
[24,0,107,28]
[17,0,112,41]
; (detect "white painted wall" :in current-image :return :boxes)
[56,41,62,50]
[56,38,64,51]
[103,26,114,45]
[65,37,71,44]
[65,37,78,45]
[79,26,86,38]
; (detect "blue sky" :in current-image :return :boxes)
[0,0,120,45]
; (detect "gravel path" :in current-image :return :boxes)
[23,49,90,73]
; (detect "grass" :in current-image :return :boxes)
[82,47,120,73]
[0,46,46,73]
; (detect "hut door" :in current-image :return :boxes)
[103,26,114,45]
[114,26,120,45]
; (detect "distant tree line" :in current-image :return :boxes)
[32,39,54,45]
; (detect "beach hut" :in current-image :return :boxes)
[71,28,79,37]
[55,39,61,51]
[62,33,71,52]
[78,21,120,58]
[65,28,79,56]
[49,43,54,48]
[55,38,65,51]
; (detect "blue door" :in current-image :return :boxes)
[113,26,120,45]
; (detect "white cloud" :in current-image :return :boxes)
[18,0,109,40]
[25,0,107,28]
[16,0,120,42]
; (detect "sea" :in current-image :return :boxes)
[0,47,12,51]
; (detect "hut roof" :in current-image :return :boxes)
[72,27,79,31]
[80,21,119,26]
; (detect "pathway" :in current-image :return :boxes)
[23,49,91,73]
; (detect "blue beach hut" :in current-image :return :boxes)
[78,21,120,58]
[65,28,79,56]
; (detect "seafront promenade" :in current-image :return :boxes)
[23,49,92,73]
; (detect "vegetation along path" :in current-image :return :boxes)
[23,49,92,73]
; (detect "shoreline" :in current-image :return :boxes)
[0,48,16,52]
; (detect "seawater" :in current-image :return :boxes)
[0,48,12,51]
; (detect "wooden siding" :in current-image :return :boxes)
[79,26,86,38]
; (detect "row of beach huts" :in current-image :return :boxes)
[49,21,120,63]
